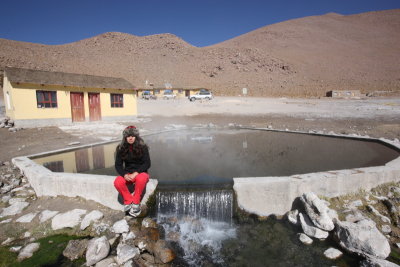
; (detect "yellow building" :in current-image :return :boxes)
[3,67,137,126]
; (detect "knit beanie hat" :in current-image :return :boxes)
[123,125,139,138]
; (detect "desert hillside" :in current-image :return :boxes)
[0,9,399,97]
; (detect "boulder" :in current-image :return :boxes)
[360,257,400,267]
[51,209,87,230]
[300,192,334,231]
[63,239,89,261]
[80,210,104,230]
[113,219,129,234]
[17,243,40,261]
[116,243,140,265]
[299,212,329,239]
[86,236,110,266]
[153,240,175,264]
[334,219,390,259]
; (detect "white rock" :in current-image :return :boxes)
[360,257,400,267]
[123,260,134,267]
[298,233,313,245]
[1,219,12,224]
[300,192,334,231]
[113,219,129,234]
[323,247,343,259]
[347,200,363,209]
[1,195,12,203]
[381,225,392,234]
[23,232,31,238]
[39,210,59,223]
[122,231,136,242]
[51,209,87,230]
[94,222,111,235]
[16,212,38,223]
[10,246,22,253]
[367,205,391,224]
[345,210,366,222]
[95,257,118,267]
[334,219,390,259]
[116,243,140,265]
[18,243,40,261]
[80,210,104,230]
[8,198,26,205]
[327,208,339,222]
[0,201,29,217]
[2,237,14,245]
[287,209,298,225]
[299,212,329,239]
[86,236,110,266]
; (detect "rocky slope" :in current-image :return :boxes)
[0,9,399,97]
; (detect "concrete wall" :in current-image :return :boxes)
[233,134,400,217]
[12,156,157,210]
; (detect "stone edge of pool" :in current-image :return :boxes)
[11,127,400,216]
[233,127,400,216]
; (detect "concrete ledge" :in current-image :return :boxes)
[233,128,400,217]
[12,156,158,210]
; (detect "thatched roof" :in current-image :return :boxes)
[4,67,134,90]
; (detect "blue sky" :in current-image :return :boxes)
[0,0,399,47]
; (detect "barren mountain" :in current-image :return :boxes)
[0,9,399,97]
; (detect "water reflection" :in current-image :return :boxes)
[33,129,400,186]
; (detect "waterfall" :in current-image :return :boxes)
[156,189,236,265]
[156,189,233,223]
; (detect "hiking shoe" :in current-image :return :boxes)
[128,204,141,217]
[124,204,132,213]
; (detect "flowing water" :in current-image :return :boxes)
[156,189,236,265]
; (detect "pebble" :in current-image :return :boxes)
[298,233,313,245]
[323,248,343,260]
[10,246,22,253]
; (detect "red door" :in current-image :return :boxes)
[70,92,85,122]
[89,93,101,121]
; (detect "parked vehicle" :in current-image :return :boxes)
[163,90,176,100]
[141,91,157,100]
[189,89,213,101]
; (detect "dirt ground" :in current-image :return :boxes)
[1,96,400,163]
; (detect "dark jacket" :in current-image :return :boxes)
[115,145,151,176]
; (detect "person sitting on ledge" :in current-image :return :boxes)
[114,125,151,217]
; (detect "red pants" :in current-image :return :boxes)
[114,172,149,205]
